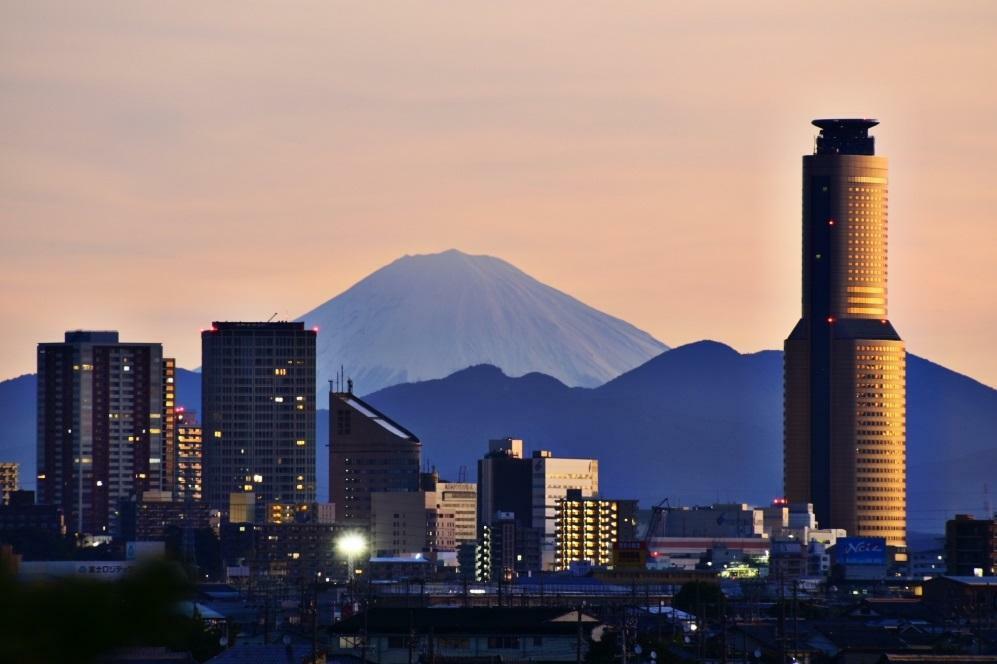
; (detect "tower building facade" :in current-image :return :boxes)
[201,322,316,518]
[37,331,169,536]
[784,119,906,547]
[328,390,421,526]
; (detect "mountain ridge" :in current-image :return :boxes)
[296,249,668,393]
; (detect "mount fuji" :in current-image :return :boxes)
[297,249,668,394]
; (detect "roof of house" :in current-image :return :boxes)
[330,607,598,636]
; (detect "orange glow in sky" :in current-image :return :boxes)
[1,2,995,386]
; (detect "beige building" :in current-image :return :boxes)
[370,490,456,557]
[784,119,906,548]
[531,451,599,569]
[435,481,477,547]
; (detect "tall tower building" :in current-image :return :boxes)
[784,119,907,547]
[328,389,421,526]
[201,322,317,518]
[37,331,167,536]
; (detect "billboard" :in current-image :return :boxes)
[834,537,887,565]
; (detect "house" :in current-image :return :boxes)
[329,607,601,664]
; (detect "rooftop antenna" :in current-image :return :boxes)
[457,465,468,483]
[266,312,278,323]
[328,379,334,394]
[985,482,993,519]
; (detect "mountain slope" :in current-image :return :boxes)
[297,249,668,393]
[364,342,997,533]
[2,344,994,535]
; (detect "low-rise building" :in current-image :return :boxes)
[329,607,601,664]
[946,513,996,577]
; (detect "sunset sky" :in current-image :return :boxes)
[2,1,995,386]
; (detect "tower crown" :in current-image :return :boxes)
[813,118,878,156]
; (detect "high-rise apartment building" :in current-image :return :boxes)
[784,119,907,547]
[162,359,177,497]
[201,322,316,518]
[532,450,599,570]
[37,331,169,535]
[553,489,637,571]
[328,390,421,527]
[0,463,18,505]
[175,408,202,502]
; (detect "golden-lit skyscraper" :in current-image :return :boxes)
[784,119,906,547]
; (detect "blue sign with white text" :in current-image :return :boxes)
[835,537,887,565]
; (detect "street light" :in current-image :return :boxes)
[337,532,366,580]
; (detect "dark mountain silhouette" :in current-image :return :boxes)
[2,343,993,534]
[359,342,996,533]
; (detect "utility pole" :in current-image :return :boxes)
[576,603,583,664]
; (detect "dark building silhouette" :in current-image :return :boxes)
[784,119,907,547]
[328,390,421,526]
[37,331,170,536]
[0,490,65,536]
[946,513,996,576]
[476,438,532,531]
[201,322,316,518]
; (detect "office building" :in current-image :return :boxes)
[0,462,17,505]
[477,439,532,531]
[370,490,455,557]
[201,322,317,518]
[174,408,202,502]
[328,390,420,526]
[37,331,170,535]
[421,470,478,547]
[945,514,996,576]
[553,489,637,570]
[784,119,907,547]
[531,450,599,569]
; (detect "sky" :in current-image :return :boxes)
[1,1,995,386]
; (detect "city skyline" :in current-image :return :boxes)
[2,2,997,388]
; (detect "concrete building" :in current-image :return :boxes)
[0,490,65,537]
[119,490,210,541]
[201,322,317,518]
[476,511,543,581]
[658,504,764,539]
[531,450,599,570]
[784,119,907,548]
[477,438,532,532]
[330,607,602,664]
[553,489,637,570]
[219,521,342,582]
[370,489,457,557]
[37,331,171,536]
[328,391,420,527]
[174,408,202,503]
[421,471,478,547]
[945,513,996,576]
[0,462,17,505]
